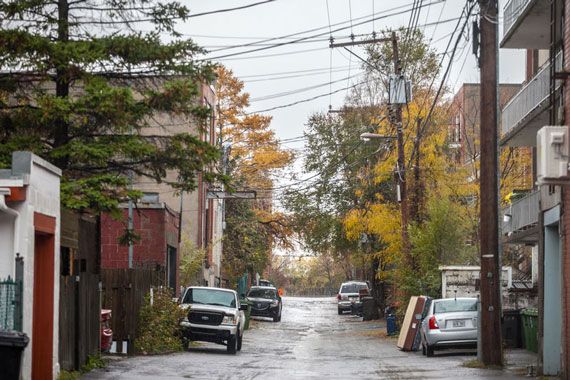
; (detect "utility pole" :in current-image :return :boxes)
[391,32,410,258]
[410,118,423,223]
[478,0,503,365]
[330,32,410,258]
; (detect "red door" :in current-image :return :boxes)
[32,213,56,380]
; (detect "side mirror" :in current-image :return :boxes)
[239,304,248,311]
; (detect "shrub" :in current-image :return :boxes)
[57,371,79,380]
[136,288,186,354]
[81,355,106,372]
[57,354,106,379]
[179,236,206,286]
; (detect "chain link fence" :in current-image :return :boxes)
[0,276,22,331]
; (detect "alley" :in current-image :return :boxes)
[84,297,533,380]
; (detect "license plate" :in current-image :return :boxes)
[452,320,466,328]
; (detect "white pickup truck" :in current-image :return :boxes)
[179,286,247,354]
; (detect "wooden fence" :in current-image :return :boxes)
[59,274,100,370]
[101,268,165,354]
[59,211,101,371]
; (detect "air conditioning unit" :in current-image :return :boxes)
[537,126,570,185]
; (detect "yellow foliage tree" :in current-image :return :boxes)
[215,66,295,284]
[216,66,294,189]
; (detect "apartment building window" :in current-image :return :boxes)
[456,115,461,142]
[204,198,210,249]
[204,97,214,144]
[141,192,159,203]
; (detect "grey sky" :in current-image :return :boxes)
[182,0,524,193]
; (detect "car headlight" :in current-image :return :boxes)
[222,315,238,325]
[271,300,279,307]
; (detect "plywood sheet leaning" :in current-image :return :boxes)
[397,296,418,349]
[397,296,427,351]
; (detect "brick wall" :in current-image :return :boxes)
[101,207,179,270]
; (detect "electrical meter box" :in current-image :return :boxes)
[537,126,569,185]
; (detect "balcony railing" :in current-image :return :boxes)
[501,52,563,138]
[503,0,533,39]
[502,190,539,236]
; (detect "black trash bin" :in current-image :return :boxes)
[502,309,522,348]
[0,331,29,380]
[362,297,379,321]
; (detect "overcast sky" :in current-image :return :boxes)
[181,0,524,206]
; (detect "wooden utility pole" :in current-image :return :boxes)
[330,32,410,257]
[410,118,423,224]
[478,0,503,365]
[391,32,410,257]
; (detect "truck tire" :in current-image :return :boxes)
[426,344,434,357]
[227,335,238,354]
[237,333,243,351]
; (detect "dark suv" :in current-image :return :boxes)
[247,286,282,322]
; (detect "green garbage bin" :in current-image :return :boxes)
[241,298,252,330]
[521,308,538,353]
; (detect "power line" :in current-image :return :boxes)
[208,16,460,62]
[250,72,363,103]
[238,65,351,79]
[201,0,445,61]
[187,0,276,18]
[407,0,475,168]
[246,79,367,114]
[244,66,353,83]
[215,46,329,61]
[247,140,365,193]
[204,1,420,54]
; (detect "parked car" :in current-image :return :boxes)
[337,281,369,314]
[247,286,282,322]
[179,286,247,354]
[258,279,273,287]
[420,297,478,357]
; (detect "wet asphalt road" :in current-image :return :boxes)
[83,296,536,379]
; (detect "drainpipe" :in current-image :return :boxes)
[0,188,20,258]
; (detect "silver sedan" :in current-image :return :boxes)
[420,297,478,357]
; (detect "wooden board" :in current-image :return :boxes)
[397,296,417,349]
[397,296,427,351]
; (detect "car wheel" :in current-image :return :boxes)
[426,344,434,357]
[227,335,238,354]
[237,333,243,351]
[421,342,426,356]
[337,308,342,315]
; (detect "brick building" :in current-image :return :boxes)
[133,82,224,287]
[100,203,180,290]
[449,83,521,166]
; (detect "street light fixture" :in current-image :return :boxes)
[359,132,396,141]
